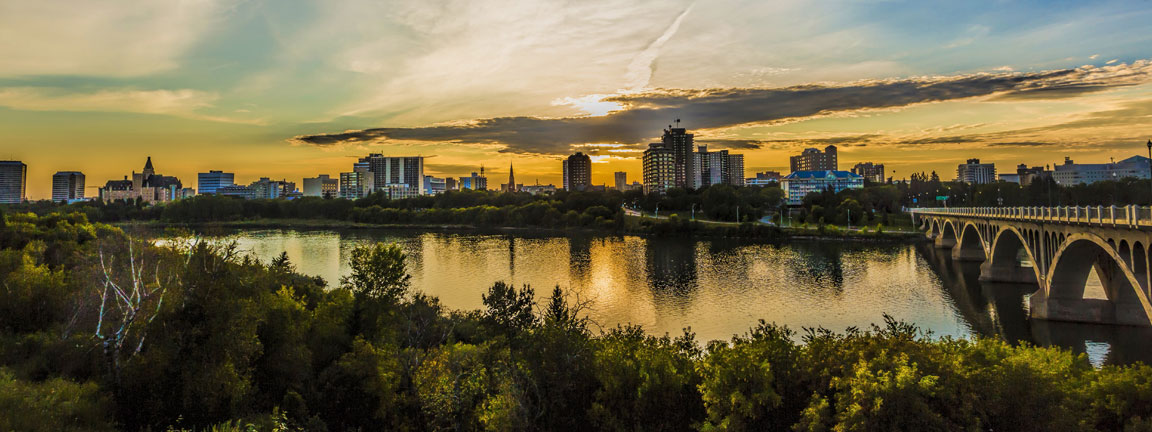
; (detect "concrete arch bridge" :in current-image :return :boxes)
[912,206,1152,327]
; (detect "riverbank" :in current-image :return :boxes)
[115,217,927,242]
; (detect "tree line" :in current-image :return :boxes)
[1,209,1151,431]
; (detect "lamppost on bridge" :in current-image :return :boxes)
[1146,139,1151,206]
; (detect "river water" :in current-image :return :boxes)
[162,228,1152,366]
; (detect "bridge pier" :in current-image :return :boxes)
[952,246,986,261]
[933,235,955,249]
[978,260,1037,284]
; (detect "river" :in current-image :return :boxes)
[155,228,1152,366]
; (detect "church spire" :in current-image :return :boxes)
[507,160,516,192]
[143,156,154,176]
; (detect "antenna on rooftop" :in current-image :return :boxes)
[675,119,681,128]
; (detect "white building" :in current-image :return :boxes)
[303,175,339,198]
[1052,156,1152,185]
[781,170,864,206]
[956,159,996,184]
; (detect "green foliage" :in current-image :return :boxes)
[482,281,536,336]
[0,368,114,432]
[342,242,411,302]
[2,210,1152,431]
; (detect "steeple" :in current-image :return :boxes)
[143,156,154,176]
[507,161,516,192]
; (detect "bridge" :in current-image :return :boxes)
[911,206,1152,327]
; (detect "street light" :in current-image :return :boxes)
[1146,139,1151,206]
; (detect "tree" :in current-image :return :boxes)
[342,242,411,302]
[482,282,536,335]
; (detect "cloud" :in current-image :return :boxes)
[0,87,260,124]
[623,3,694,90]
[0,0,233,77]
[293,60,1152,155]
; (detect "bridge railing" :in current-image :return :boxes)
[909,206,1152,228]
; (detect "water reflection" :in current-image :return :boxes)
[916,245,1152,366]
[170,228,1150,364]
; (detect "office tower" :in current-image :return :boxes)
[0,161,27,204]
[851,162,885,183]
[662,125,695,188]
[356,154,425,194]
[789,145,838,172]
[614,172,627,191]
[198,170,235,194]
[563,152,592,191]
[690,146,745,188]
[727,154,745,186]
[956,159,996,184]
[303,175,339,198]
[1015,164,1050,186]
[340,171,374,199]
[445,177,458,191]
[642,143,676,195]
[51,171,85,202]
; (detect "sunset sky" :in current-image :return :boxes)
[2,0,1152,199]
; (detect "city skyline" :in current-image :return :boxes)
[3,1,1152,199]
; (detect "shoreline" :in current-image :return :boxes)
[115,218,927,243]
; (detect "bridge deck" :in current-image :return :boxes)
[911,206,1152,229]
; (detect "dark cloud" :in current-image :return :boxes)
[292,60,1152,155]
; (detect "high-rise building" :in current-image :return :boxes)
[563,152,592,191]
[728,154,745,186]
[339,171,374,199]
[789,145,838,172]
[614,172,628,191]
[851,162,885,183]
[198,170,235,194]
[956,159,996,184]
[689,146,744,188]
[356,154,425,194]
[303,175,339,198]
[445,177,458,191]
[0,161,28,204]
[52,171,85,202]
[662,126,695,188]
[642,143,676,195]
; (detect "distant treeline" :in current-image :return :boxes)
[8,186,787,226]
[2,210,1151,431]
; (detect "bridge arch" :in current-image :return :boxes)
[1042,233,1152,326]
[935,219,958,248]
[954,222,987,261]
[981,227,1041,285]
